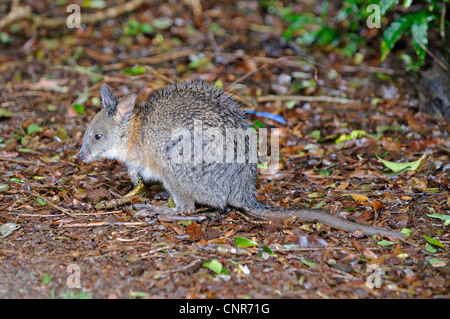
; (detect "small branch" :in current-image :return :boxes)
[158,215,207,222]
[146,259,205,274]
[0,4,32,30]
[22,191,75,217]
[136,48,197,65]
[412,32,449,73]
[339,65,399,75]
[0,0,145,30]
[257,95,355,104]
[95,195,142,210]
[60,220,155,228]
[0,157,44,166]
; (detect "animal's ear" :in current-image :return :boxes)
[101,83,117,110]
[114,93,136,123]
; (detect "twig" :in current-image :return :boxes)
[0,0,145,30]
[230,63,269,87]
[339,65,399,75]
[146,259,205,274]
[144,65,175,84]
[158,215,207,222]
[52,65,144,86]
[257,95,355,104]
[60,220,155,228]
[95,195,142,210]
[136,48,197,65]
[0,157,44,166]
[0,4,32,30]
[207,30,221,54]
[412,33,449,73]
[21,191,75,217]
[7,210,124,218]
[206,52,321,69]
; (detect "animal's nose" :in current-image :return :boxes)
[77,152,85,161]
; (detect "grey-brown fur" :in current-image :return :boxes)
[78,82,405,238]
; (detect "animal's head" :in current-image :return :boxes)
[78,83,136,163]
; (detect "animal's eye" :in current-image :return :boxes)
[95,134,103,140]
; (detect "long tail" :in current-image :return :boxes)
[243,204,406,238]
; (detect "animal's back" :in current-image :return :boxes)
[136,82,258,210]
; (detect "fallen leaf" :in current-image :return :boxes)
[235,236,258,247]
[186,222,205,241]
[0,223,20,238]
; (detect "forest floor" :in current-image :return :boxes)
[0,1,449,299]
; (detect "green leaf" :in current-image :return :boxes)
[427,258,446,267]
[423,188,440,193]
[139,23,153,34]
[10,177,25,183]
[380,0,399,15]
[253,120,264,128]
[0,183,10,192]
[73,104,85,115]
[381,14,415,61]
[401,228,411,237]
[235,237,258,247]
[307,192,326,199]
[122,66,146,75]
[152,18,171,29]
[319,169,331,176]
[427,213,450,226]
[403,0,412,8]
[324,183,335,190]
[423,235,445,249]
[18,148,33,153]
[36,197,47,206]
[411,10,429,66]
[168,196,176,208]
[335,130,366,144]
[377,240,399,246]
[202,259,223,275]
[257,161,269,169]
[311,200,326,209]
[177,220,192,226]
[82,0,106,9]
[425,243,437,253]
[262,244,274,256]
[310,130,321,140]
[27,124,43,135]
[47,104,57,111]
[128,291,149,298]
[94,200,106,210]
[376,153,426,174]
[61,291,93,299]
[0,108,13,118]
[41,273,52,285]
[301,259,318,270]
[56,127,70,141]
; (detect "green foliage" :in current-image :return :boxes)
[269,0,447,69]
[271,0,373,57]
[380,1,438,70]
[202,259,226,274]
[122,66,146,75]
[376,153,426,174]
[27,124,43,135]
[234,236,258,247]
[81,0,106,9]
[123,19,153,37]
